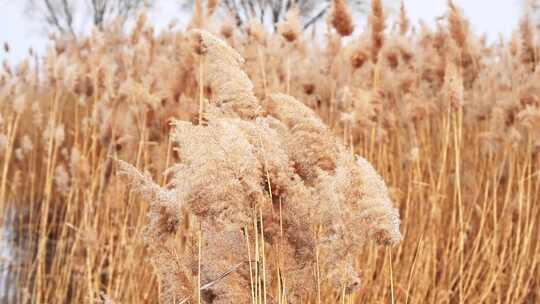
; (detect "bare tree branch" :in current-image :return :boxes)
[26,0,151,36]
[179,0,365,30]
[60,0,75,35]
[303,4,330,30]
[42,0,67,34]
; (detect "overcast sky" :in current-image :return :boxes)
[0,0,524,64]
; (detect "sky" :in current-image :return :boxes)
[0,0,524,64]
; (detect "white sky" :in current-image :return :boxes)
[0,0,524,64]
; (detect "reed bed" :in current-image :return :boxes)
[0,0,539,303]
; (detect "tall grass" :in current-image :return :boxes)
[0,1,539,303]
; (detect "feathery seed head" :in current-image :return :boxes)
[330,0,355,37]
[278,7,301,42]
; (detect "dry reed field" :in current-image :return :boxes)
[0,0,539,303]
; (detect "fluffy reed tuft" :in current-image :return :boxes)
[278,8,301,42]
[329,0,355,37]
[192,30,261,119]
[119,31,401,303]
[369,0,385,62]
[399,0,409,35]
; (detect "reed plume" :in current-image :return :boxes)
[278,8,301,43]
[119,30,401,303]
[329,0,355,37]
[369,0,385,62]
[399,0,409,35]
